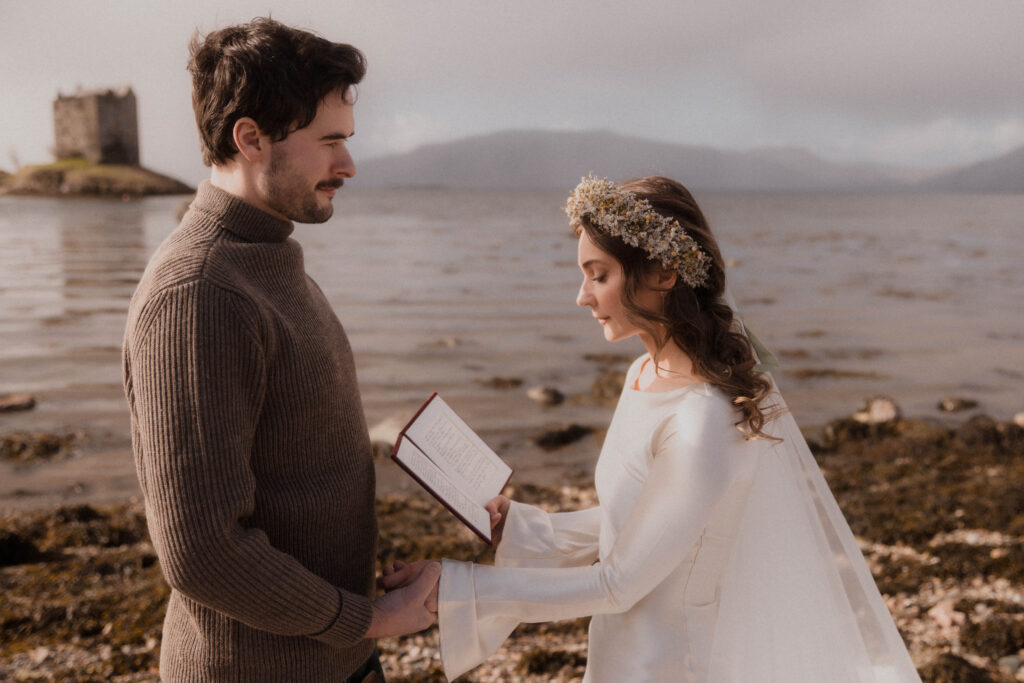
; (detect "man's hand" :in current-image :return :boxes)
[485,495,511,547]
[366,561,440,639]
[381,559,437,591]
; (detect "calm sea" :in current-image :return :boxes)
[1,189,1022,498]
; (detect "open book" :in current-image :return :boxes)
[391,393,513,544]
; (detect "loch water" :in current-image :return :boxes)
[1,189,1022,500]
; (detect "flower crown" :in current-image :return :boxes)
[565,175,711,289]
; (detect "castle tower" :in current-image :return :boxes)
[53,86,139,165]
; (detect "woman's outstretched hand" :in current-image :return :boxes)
[367,561,440,639]
[485,495,511,547]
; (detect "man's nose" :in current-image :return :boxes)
[335,146,356,178]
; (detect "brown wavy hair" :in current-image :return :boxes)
[573,176,778,439]
[188,17,366,166]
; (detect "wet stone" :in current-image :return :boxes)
[939,396,980,413]
[368,416,408,459]
[478,377,524,390]
[997,655,1021,673]
[518,647,587,675]
[0,531,47,567]
[955,415,1002,447]
[996,421,1024,446]
[533,425,593,451]
[0,431,77,462]
[820,418,873,450]
[917,652,995,683]
[852,395,902,425]
[960,615,1024,661]
[0,393,36,413]
[527,386,565,406]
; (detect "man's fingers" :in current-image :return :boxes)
[410,563,440,620]
[381,564,414,589]
[410,562,441,597]
[380,559,440,599]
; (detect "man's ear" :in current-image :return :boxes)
[232,117,267,164]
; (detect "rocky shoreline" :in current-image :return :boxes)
[0,160,192,199]
[2,405,1023,681]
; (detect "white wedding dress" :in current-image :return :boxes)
[438,354,921,682]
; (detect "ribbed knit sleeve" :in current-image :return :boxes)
[128,280,372,647]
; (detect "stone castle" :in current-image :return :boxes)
[53,86,139,165]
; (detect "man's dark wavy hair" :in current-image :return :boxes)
[187,17,366,166]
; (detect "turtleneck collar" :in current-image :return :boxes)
[192,181,295,243]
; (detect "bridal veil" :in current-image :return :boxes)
[709,297,921,682]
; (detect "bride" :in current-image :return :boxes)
[385,175,921,682]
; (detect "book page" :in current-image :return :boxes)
[393,437,491,540]
[404,395,512,505]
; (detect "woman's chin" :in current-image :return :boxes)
[602,328,628,343]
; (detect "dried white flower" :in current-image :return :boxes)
[565,175,711,288]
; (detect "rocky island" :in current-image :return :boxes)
[0,159,192,199]
[0,86,193,199]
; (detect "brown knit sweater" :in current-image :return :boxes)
[122,182,377,681]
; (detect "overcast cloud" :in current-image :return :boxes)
[1,0,1021,185]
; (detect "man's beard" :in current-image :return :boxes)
[264,149,339,224]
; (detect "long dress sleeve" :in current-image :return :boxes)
[438,393,751,679]
[128,281,371,647]
[494,503,601,569]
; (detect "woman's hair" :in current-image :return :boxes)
[187,17,366,167]
[574,176,777,439]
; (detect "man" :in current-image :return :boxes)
[122,18,438,682]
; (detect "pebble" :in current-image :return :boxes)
[533,424,593,450]
[0,530,45,566]
[926,599,964,630]
[851,396,901,425]
[997,655,1021,672]
[480,377,524,390]
[369,416,411,459]
[938,396,978,412]
[0,393,36,413]
[1014,412,1024,429]
[369,416,407,445]
[527,386,565,406]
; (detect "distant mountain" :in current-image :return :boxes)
[918,145,1024,193]
[355,130,908,191]
[354,130,931,191]
[354,130,1023,192]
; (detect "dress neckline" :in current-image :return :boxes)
[627,355,710,396]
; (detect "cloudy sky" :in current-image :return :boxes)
[2,0,1022,185]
